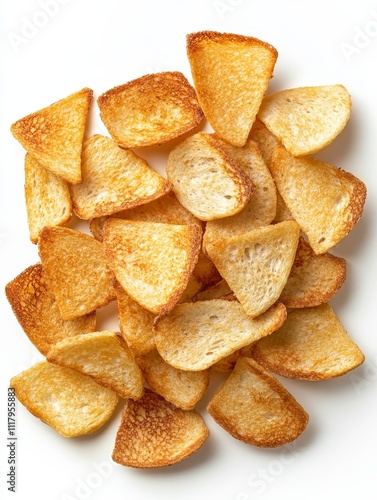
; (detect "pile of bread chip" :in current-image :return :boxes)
[7,31,367,467]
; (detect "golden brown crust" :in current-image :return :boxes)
[112,388,209,468]
[98,72,204,148]
[5,263,96,355]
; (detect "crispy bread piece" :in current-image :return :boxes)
[70,135,171,219]
[103,219,202,315]
[207,357,309,447]
[89,191,201,241]
[47,331,144,400]
[116,282,156,357]
[166,132,253,221]
[11,88,92,184]
[24,154,72,243]
[10,361,118,437]
[205,220,300,318]
[250,304,365,380]
[187,31,277,147]
[194,278,232,302]
[280,236,347,307]
[5,263,96,356]
[249,118,281,166]
[137,349,209,410]
[270,146,367,254]
[112,388,209,468]
[97,72,204,148]
[38,226,116,320]
[154,300,286,371]
[204,137,276,244]
[258,84,351,156]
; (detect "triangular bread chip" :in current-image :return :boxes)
[280,236,347,307]
[70,135,172,219]
[38,226,116,320]
[207,357,309,447]
[187,31,278,146]
[258,84,351,156]
[112,388,209,468]
[47,331,145,400]
[116,282,156,357]
[136,349,209,410]
[103,219,202,315]
[205,220,300,318]
[270,146,367,254]
[249,118,281,167]
[11,88,92,184]
[204,137,276,244]
[166,132,253,221]
[24,154,72,243]
[5,263,96,356]
[10,361,118,437]
[97,71,204,148]
[154,300,286,371]
[250,304,365,380]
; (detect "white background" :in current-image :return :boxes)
[1,1,377,499]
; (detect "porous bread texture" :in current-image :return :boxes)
[250,304,365,380]
[258,84,351,156]
[205,220,300,318]
[97,71,204,148]
[112,388,209,468]
[38,226,116,320]
[187,31,278,146]
[70,135,172,220]
[10,361,118,438]
[103,219,202,315]
[166,132,254,221]
[270,146,367,254]
[153,300,286,371]
[207,357,309,447]
[11,88,92,184]
[47,331,145,400]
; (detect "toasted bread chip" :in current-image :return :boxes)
[250,304,365,380]
[204,137,276,244]
[24,154,72,243]
[187,31,277,147]
[137,350,209,410]
[207,357,309,447]
[89,191,201,241]
[70,135,171,219]
[5,264,96,356]
[97,72,204,148]
[205,220,300,318]
[11,88,92,184]
[166,132,253,221]
[280,236,347,307]
[258,84,351,156]
[10,361,118,437]
[116,282,156,357]
[47,331,144,400]
[112,388,209,468]
[194,278,232,302]
[154,300,286,371]
[38,226,116,320]
[103,219,202,315]
[270,146,367,254]
[249,118,281,166]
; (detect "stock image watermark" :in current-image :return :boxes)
[6,387,17,493]
[60,461,113,500]
[7,0,72,54]
[235,440,306,499]
[212,0,246,20]
[340,9,377,62]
